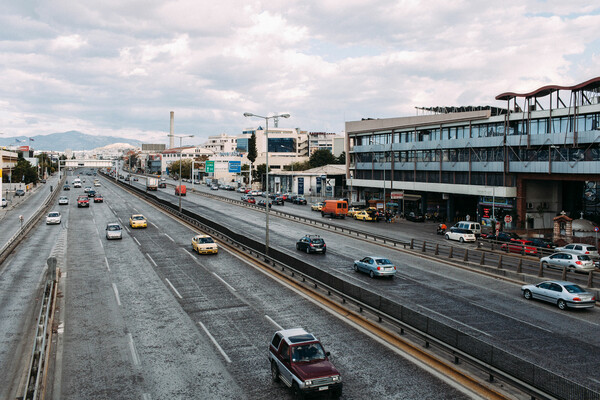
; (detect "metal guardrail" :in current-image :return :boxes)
[0,177,65,266]
[108,174,599,400]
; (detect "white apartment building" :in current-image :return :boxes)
[308,132,345,157]
[239,126,310,171]
[161,146,214,175]
[202,133,238,154]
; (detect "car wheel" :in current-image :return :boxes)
[445,234,450,240]
[292,382,305,400]
[369,270,374,278]
[353,264,358,272]
[296,244,300,250]
[459,237,464,243]
[523,289,532,300]
[271,361,280,383]
[306,247,310,254]
[557,299,568,310]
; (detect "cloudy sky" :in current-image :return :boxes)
[1,1,599,145]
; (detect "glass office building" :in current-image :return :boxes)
[346,77,600,228]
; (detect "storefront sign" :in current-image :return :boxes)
[298,177,304,195]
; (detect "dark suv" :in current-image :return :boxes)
[296,235,326,254]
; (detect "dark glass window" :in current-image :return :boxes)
[268,138,296,153]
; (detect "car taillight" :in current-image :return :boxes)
[377,266,381,270]
[573,297,582,302]
[394,266,396,270]
[310,243,314,247]
[576,261,582,265]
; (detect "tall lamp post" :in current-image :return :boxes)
[169,134,193,212]
[243,112,290,255]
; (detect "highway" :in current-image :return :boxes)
[0,172,476,399]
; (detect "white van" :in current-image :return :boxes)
[73,178,82,188]
[454,221,481,237]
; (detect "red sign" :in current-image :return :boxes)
[504,215,512,223]
[18,145,30,152]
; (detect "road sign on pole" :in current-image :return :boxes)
[205,161,214,173]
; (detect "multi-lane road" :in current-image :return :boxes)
[1,170,599,399]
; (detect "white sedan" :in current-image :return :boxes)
[46,211,62,225]
[444,227,476,243]
[58,196,69,205]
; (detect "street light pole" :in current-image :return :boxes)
[243,112,290,255]
[168,134,194,213]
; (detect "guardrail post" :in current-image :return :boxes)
[479,252,485,265]
[410,239,414,250]
[463,249,468,262]
[517,259,523,274]
[491,243,495,251]
[497,255,502,269]
[421,241,426,252]
[538,262,544,277]
[448,247,453,259]
[588,271,593,288]
[435,244,439,255]
[561,266,567,280]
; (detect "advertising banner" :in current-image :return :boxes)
[298,177,304,195]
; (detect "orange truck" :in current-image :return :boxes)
[175,185,187,196]
[321,200,348,219]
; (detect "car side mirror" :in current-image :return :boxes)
[326,351,330,357]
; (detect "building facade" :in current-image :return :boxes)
[346,77,600,229]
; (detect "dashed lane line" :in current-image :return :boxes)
[198,321,231,363]
[165,278,182,299]
[264,315,283,330]
[112,283,121,306]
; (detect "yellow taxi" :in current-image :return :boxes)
[129,214,148,228]
[347,207,361,217]
[191,234,218,254]
[311,202,324,211]
[354,210,375,221]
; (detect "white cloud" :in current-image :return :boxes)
[0,1,598,144]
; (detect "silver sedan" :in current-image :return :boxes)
[353,256,397,278]
[521,280,596,310]
[540,253,595,273]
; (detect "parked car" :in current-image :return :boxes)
[94,194,104,203]
[77,195,89,207]
[191,234,218,254]
[406,212,424,222]
[554,243,599,260]
[523,237,556,250]
[211,185,219,190]
[292,196,307,205]
[353,256,397,278]
[485,232,521,242]
[445,227,476,243]
[46,211,62,225]
[347,207,361,217]
[129,214,147,228]
[540,253,595,273]
[501,239,538,255]
[453,221,482,237]
[272,196,285,205]
[321,200,348,219]
[15,189,25,196]
[521,280,596,310]
[257,199,272,208]
[296,235,326,254]
[269,328,342,399]
[354,209,378,222]
[237,187,247,193]
[105,223,123,240]
[58,196,69,205]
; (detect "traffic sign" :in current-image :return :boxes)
[595,226,599,232]
[504,215,512,223]
[205,160,214,173]
[228,161,241,173]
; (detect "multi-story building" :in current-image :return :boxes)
[307,132,345,157]
[239,126,309,170]
[346,77,600,229]
[203,133,238,154]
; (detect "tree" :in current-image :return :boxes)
[284,161,310,171]
[169,159,192,179]
[309,149,336,168]
[253,163,270,188]
[241,164,250,184]
[336,151,346,165]
[12,157,38,184]
[247,133,257,164]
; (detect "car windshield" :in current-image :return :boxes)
[132,216,145,221]
[197,237,214,244]
[563,284,586,294]
[578,255,591,261]
[587,246,598,251]
[291,343,326,363]
[48,213,60,217]
[107,225,121,231]
[375,259,392,265]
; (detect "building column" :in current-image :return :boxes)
[516,176,526,228]
[446,195,454,224]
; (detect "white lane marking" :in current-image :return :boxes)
[92,218,96,224]
[128,333,140,366]
[99,238,103,249]
[183,248,196,259]
[265,315,283,330]
[198,321,231,363]
[112,283,121,306]
[165,278,183,299]
[212,272,236,292]
[124,226,131,233]
[105,257,111,272]
[164,233,175,242]
[133,207,139,212]
[133,237,141,246]
[146,253,157,267]
[470,301,554,333]
[118,217,123,223]
[150,222,158,229]
[419,305,490,337]
[590,378,600,385]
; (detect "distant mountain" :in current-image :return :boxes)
[0,131,142,151]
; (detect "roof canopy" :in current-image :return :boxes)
[495,76,600,101]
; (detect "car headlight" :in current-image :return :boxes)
[332,375,340,382]
[305,380,312,386]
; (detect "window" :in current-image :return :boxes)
[271,333,282,349]
[280,341,290,361]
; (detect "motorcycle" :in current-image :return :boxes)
[436,226,446,235]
